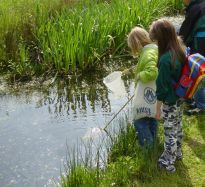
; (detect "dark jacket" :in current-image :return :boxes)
[156,51,182,104]
[179,0,205,56]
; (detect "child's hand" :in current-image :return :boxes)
[122,69,130,76]
[155,110,161,120]
[155,100,162,120]
[122,66,135,76]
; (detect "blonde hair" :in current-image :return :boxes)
[127,27,151,56]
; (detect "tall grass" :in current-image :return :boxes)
[0,0,182,78]
[0,0,57,61]
[0,0,75,77]
[36,0,180,73]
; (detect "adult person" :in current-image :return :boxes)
[179,0,205,114]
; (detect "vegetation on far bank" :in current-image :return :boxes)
[0,0,183,80]
[58,113,205,187]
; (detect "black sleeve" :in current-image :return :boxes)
[179,5,201,43]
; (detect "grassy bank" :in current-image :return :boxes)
[0,0,182,79]
[59,113,205,187]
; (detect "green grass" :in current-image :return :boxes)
[35,0,179,73]
[59,113,205,187]
[0,0,182,79]
[0,0,75,78]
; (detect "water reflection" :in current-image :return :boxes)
[0,69,134,187]
[35,70,134,117]
[37,76,112,116]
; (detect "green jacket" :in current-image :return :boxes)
[156,51,183,104]
[135,44,158,84]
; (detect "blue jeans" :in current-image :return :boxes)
[133,117,158,146]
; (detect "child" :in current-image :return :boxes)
[149,19,187,172]
[127,27,158,147]
[179,0,205,115]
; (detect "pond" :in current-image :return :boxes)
[0,70,134,187]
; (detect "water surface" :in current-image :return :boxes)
[0,74,134,187]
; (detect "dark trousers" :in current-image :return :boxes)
[191,37,205,56]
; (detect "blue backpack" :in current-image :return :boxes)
[173,52,205,109]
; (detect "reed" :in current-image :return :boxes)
[36,0,179,73]
[0,0,182,78]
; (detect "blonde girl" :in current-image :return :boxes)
[128,27,158,147]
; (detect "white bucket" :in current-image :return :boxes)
[103,71,127,98]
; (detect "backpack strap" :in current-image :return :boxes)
[195,31,205,37]
[189,60,197,78]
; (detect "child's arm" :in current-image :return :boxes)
[122,66,135,76]
[155,100,162,120]
[138,52,158,83]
